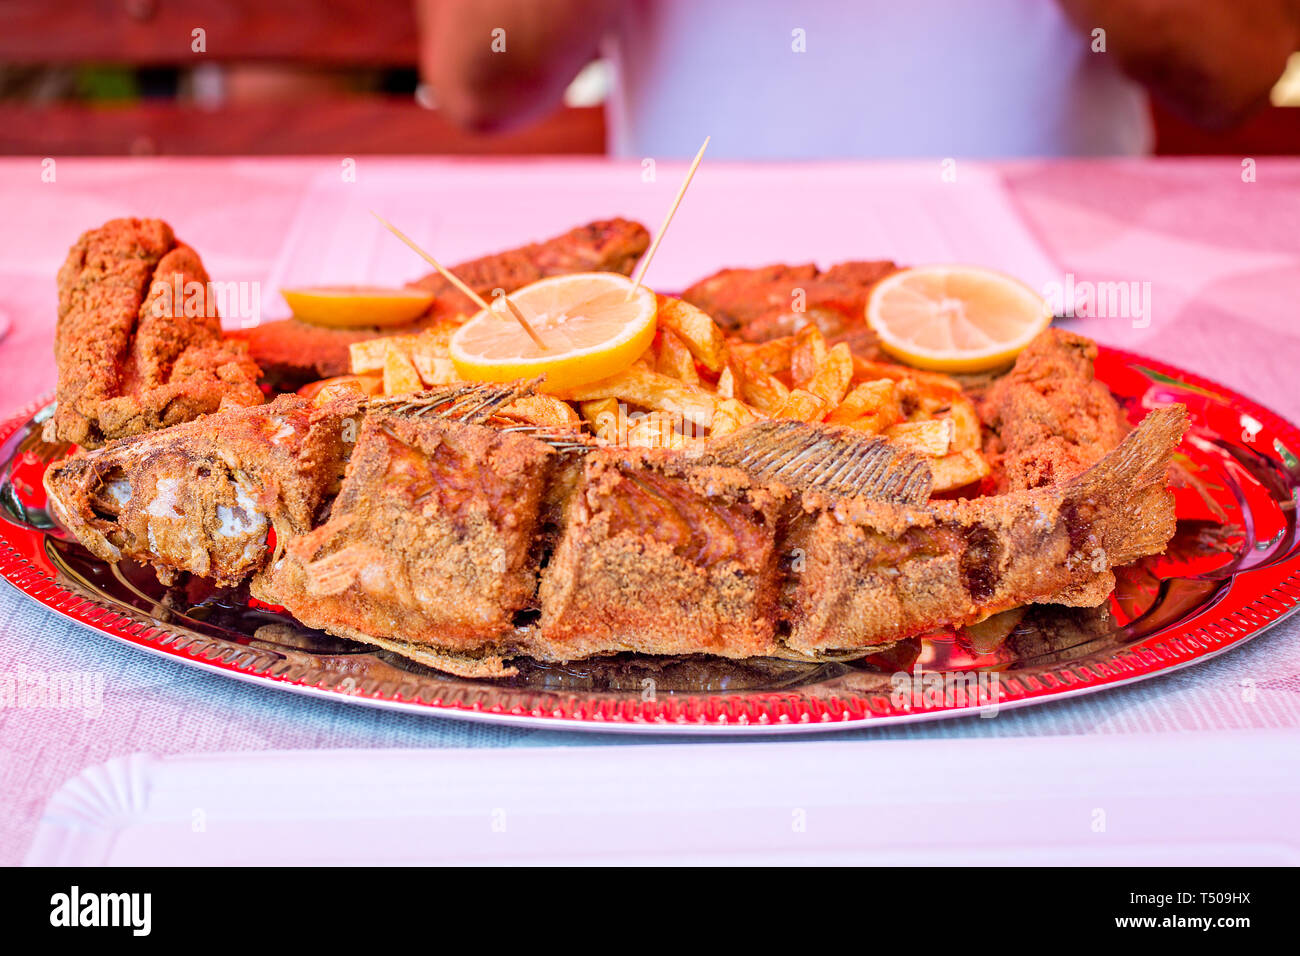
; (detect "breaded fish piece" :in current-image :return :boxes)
[253,409,559,676]
[978,328,1131,492]
[50,217,264,448]
[44,394,357,587]
[254,394,942,676]
[241,383,1181,677]
[682,260,896,351]
[783,405,1186,653]
[234,218,650,384]
[536,449,789,663]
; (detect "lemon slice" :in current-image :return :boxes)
[450,273,658,392]
[281,286,435,328]
[866,265,1052,372]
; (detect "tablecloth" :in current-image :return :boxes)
[2,157,1298,865]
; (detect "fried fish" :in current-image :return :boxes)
[50,218,264,448]
[251,407,563,677]
[43,326,1187,680]
[233,218,650,385]
[249,378,1183,677]
[682,260,897,351]
[44,394,358,587]
[780,405,1186,653]
[977,328,1132,492]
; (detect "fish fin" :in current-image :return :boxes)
[367,378,542,423]
[1064,404,1188,568]
[702,419,933,504]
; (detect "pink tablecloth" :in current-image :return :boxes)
[1,157,1298,864]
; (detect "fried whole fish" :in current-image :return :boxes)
[50,218,264,448]
[42,330,1187,680]
[252,404,933,676]
[233,218,650,385]
[44,394,358,586]
[247,378,1183,677]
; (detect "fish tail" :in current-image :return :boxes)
[1065,404,1188,568]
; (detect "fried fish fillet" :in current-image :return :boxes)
[251,409,560,675]
[234,218,650,385]
[44,394,358,586]
[682,260,896,351]
[535,449,791,663]
[50,218,264,448]
[978,328,1131,492]
[781,405,1186,652]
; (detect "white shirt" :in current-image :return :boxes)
[605,0,1152,159]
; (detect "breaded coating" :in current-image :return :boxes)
[783,406,1186,652]
[252,403,1182,675]
[254,412,557,672]
[44,394,356,586]
[50,217,264,447]
[234,218,651,383]
[408,217,650,309]
[538,450,789,661]
[978,328,1130,492]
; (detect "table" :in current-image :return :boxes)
[2,157,1298,865]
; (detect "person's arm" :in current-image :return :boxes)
[416,0,615,133]
[1058,0,1300,128]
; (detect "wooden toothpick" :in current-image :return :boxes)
[371,211,548,350]
[628,135,710,299]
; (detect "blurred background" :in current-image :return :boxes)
[0,0,1296,157]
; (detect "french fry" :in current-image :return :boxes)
[805,342,853,406]
[411,353,459,387]
[737,358,790,414]
[656,329,700,385]
[580,398,622,443]
[716,365,737,399]
[885,419,954,457]
[655,295,728,371]
[730,336,794,376]
[382,346,423,396]
[351,334,422,375]
[500,394,581,428]
[709,398,759,438]
[946,397,982,452]
[773,388,829,423]
[791,325,827,388]
[408,325,460,386]
[852,355,963,396]
[962,607,1025,654]
[826,378,902,433]
[558,365,717,427]
[626,410,688,449]
[929,448,991,492]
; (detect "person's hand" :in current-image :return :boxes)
[416,0,615,133]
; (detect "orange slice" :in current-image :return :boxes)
[449,273,657,392]
[865,266,1051,372]
[281,286,435,328]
